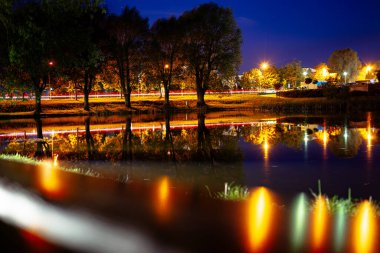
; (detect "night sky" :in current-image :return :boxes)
[105,0,380,72]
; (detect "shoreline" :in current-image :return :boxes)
[1,94,380,119]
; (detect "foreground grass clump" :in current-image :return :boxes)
[310,180,380,216]
[0,154,99,178]
[0,153,40,165]
[212,182,249,201]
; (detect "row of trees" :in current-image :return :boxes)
[241,49,380,90]
[0,1,242,114]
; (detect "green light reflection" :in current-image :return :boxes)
[291,193,308,252]
[334,203,347,252]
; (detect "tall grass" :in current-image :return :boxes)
[310,179,379,215]
[0,154,100,178]
[210,182,249,201]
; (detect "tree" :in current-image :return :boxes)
[106,6,148,108]
[313,63,330,81]
[279,60,302,88]
[181,3,242,107]
[261,65,279,89]
[241,68,262,89]
[9,1,57,114]
[148,17,183,108]
[328,48,361,83]
[71,0,106,111]
[0,0,12,73]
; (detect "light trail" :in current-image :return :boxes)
[0,121,277,138]
[0,179,174,253]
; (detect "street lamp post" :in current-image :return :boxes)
[343,71,348,84]
[48,61,54,99]
[260,61,269,93]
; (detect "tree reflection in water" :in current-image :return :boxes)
[195,112,214,164]
[122,116,133,161]
[84,117,97,160]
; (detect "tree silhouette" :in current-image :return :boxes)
[181,3,241,107]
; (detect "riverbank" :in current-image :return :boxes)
[1,93,380,119]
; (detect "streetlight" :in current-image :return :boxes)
[260,61,269,92]
[260,62,269,71]
[322,67,328,80]
[48,61,54,99]
[343,71,348,84]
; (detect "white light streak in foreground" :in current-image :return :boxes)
[0,180,173,253]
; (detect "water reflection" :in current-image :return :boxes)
[154,177,171,221]
[85,117,97,160]
[38,161,62,198]
[311,195,329,251]
[1,113,380,199]
[291,193,308,251]
[246,187,275,252]
[334,203,347,252]
[353,201,377,253]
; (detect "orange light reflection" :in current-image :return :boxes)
[263,137,269,161]
[353,201,377,253]
[311,196,328,251]
[155,177,171,221]
[246,187,275,252]
[38,161,61,197]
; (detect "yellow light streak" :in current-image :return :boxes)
[353,201,377,253]
[311,196,328,251]
[246,187,274,252]
[155,177,171,221]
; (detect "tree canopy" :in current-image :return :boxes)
[328,48,361,83]
[181,3,242,107]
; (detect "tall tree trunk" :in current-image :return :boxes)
[118,60,129,107]
[195,71,206,107]
[196,87,206,107]
[125,55,132,108]
[34,88,42,115]
[164,82,170,108]
[85,117,96,160]
[34,117,48,159]
[84,71,93,111]
[33,78,43,115]
[84,90,90,111]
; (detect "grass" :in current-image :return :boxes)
[0,93,330,118]
[208,182,249,201]
[0,153,40,165]
[309,179,380,216]
[0,154,100,178]
[211,179,380,216]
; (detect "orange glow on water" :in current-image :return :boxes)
[155,177,170,220]
[311,196,328,251]
[53,154,58,167]
[353,201,377,253]
[246,187,274,252]
[263,138,269,160]
[39,161,61,197]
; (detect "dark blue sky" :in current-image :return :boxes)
[105,0,380,73]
